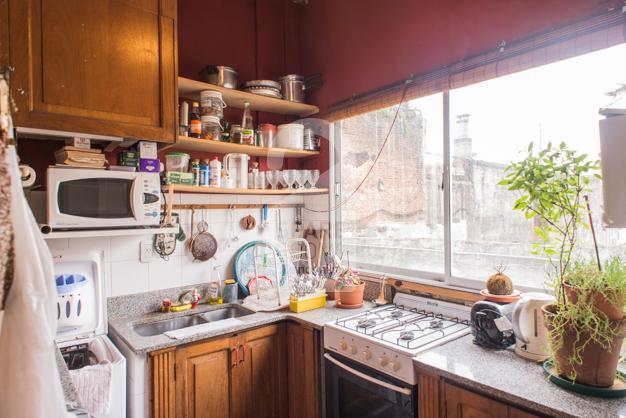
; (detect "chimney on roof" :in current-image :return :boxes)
[454,114,472,159]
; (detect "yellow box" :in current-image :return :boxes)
[289,294,327,313]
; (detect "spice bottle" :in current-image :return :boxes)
[189,102,202,138]
[190,158,200,186]
[199,159,210,186]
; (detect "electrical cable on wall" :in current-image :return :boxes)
[303,78,412,214]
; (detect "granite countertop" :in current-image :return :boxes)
[108,300,374,354]
[414,335,626,418]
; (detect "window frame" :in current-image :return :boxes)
[332,89,549,293]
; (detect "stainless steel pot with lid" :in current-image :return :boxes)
[279,74,306,103]
[199,65,239,89]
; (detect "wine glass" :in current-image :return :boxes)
[266,170,280,189]
[282,170,297,189]
[309,169,320,188]
[294,170,306,189]
[303,170,313,188]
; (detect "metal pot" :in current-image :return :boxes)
[279,74,306,103]
[199,65,239,89]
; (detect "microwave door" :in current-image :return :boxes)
[52,177,136,228]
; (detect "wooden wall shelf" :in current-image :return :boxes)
[42,225,179,239]
[163,185,328,195]
[178,77,319,117]
[164,136,319,158]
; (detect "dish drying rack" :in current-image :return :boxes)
[241,242,291,312]
[286,238,326,313]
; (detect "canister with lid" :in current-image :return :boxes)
[201,115,222,141]
[200,90,226,118]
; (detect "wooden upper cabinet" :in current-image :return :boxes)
[175,337,235,418]
[8,0,177,142]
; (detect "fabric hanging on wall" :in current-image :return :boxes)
[327,9,626,121]
[0,73,14,313]
[0,146,70,417]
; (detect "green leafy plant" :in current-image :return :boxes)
[498,141,600,302]
[334,267,363,289]
[499,141,626,383]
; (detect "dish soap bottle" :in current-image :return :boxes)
[208,266,223,304]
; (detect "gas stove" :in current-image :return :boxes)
[324,293,471,385]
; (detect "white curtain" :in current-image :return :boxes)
[0,146,69,418]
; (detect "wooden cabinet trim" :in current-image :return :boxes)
[149,347,176,418]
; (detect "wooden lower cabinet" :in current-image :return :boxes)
[166,324,289,418]
[444,383,540,418]
[286,322,322,418]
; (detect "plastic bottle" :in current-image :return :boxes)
[209,157,222,187]
[199,159,210,187]
[209,266,223,305]
[191,158,200,186]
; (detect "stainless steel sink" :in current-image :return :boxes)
[132,315,208,337]
[199,306,253,322]
[132,306,253,337]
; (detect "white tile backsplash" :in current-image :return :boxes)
[42,199,323,297]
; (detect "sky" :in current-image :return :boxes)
[403,43,626,164]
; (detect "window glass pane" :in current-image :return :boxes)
[339,93,444,276]
[449,43,626,289]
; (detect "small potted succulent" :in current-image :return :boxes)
[335,267,365,306]
[500,141,626,387]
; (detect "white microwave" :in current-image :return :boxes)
[47,167,161,229]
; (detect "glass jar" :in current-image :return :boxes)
[230,124,243,144]
[200,90,226,119]
[201,115,222,141]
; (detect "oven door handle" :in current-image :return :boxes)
[324,353,412,396]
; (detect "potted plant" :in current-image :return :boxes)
[499,141,626,387]
[335,267,365,306]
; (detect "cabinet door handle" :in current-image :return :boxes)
[231,347,238,368]
[238,344,246,365]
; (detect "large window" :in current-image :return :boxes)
[336,43,626,290]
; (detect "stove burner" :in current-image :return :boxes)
[429,319,444,329]
[357,318,378,329]
[399,331,415,341]
[390,310,404,319]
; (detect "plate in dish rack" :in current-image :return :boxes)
[233,241,296,296]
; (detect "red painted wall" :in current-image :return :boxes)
[298,0,621,115]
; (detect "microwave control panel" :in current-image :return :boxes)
[140,173,161,222]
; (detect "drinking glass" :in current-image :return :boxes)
[294,170,306,189]
[282,169,297,189]
[309,169,320,188]
[266,170,280,189]
[304,170,313,188]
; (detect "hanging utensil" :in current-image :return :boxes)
[259,204,268,233]
[154,230,176,261]
[190,212,218,262]
[228,206,239,248]
[277,209,285,244]
[187,208,196,252]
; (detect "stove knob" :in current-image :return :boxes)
[339,341,348,351]
[349,344,358,354]
[378,355,389,367]
[389,360,401,372]
[362,349,372,360]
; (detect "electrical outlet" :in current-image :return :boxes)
[140,240,155,263]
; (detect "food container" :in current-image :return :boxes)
[279,74,305,103]
[201,115,222,141]
[165,171,194,185]
[289,293,327,313]
[223,279,238,303]
[198,65,238,89]
[139,158,160,173]
[200,90,226,118]
[230,124,243,144]
[277,123,304,150]
[242,80,282,99]
[165,152,190,173]
[259,124,277,147]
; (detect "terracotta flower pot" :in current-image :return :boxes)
[563,281,625,320]
[336,283,365,305]
[542,303,626,387]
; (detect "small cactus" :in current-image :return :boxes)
[486,265,513,295]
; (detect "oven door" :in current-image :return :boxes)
[325,352,416,418]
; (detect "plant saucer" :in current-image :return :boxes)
[543,360,626,398]
[480,289,521,303]
[336,301,364,309]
